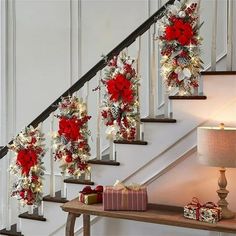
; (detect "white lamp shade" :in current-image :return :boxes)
[197,127,236,168]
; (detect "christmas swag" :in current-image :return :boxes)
[9,125,46,206]
[53,96,91,177]
[158,0,203,95]
[101,52,140,141]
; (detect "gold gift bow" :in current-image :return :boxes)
[113,180,142,191]
[113,180,143,209]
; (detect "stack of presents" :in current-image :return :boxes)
[78,181,222,224]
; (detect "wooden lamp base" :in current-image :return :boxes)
[217,168,235,219]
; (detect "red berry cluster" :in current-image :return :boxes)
[185,3,197,15]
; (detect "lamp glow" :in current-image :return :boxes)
[197,123,236,219]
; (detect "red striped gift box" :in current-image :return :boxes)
[103,186,147,211]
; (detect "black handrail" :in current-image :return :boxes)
[0,0,174,159]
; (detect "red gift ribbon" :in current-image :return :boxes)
[203,202,221,220]
[187,197,202,220]
[79,185,103,203]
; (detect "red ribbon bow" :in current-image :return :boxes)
[80,185,103,195]
[187,198,220,221]
[203,202,217,209]
[79,185,103,203]
[187,197,202,220]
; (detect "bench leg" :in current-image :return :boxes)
[83,214,90,236]
[66,213,81,236]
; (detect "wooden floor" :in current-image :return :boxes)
[61,199,236,234]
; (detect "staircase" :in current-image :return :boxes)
[0,0,236,235]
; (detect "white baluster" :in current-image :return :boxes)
[38,201,44,216]
[6,152,12,230]
[85,81,89,105]
[28,205,33,215]
[198,75,204,95]
[16,202,22,232]
[49,112,55,198]
[140,123,144,141]
[164,88,170,118]
[211,0,217,71]
[149,23,157,118]
[226,0,233,71]
[96,71,102,160]
[84,171,91,181]
[197,0,203,95]
[135,36,141,141]
[109,139,116,161]
[157,0,163,110]
[168,98,173,119]
[61,172,67,198]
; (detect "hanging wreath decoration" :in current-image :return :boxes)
[158,0,204,95]
[8,125,46,206]
[53,96,91,177]
[101,52,140,141]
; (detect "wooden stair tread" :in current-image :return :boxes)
[64,177,94,185]
[18,208,46,221]
[169,95,207,100]
[201,71,236,75]
[141,115,176,123]
[43,190,68,203]
[114,140,148,145]
[0,224,23,236]
[88,157,120,166]
[62,200,236,234]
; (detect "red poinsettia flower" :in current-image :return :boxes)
[17,149,38,175]
[58,116,81,141]
[165,18,194,46]
[107,74,134,103]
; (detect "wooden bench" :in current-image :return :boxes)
[61,198,236,236]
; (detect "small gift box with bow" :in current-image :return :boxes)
[79,185,103,205]
[199,202,222,223]
[184,198,222,223]
[103,180,147,211]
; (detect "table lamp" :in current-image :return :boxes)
[197,123,236,219]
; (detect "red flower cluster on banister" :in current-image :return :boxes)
[53,96,91,177]
[158,1,203,95]
[8,125,46,206]
[101,52,140,141]
[165,18,193,46]
[17,149,38,175]
[107,74,133,104]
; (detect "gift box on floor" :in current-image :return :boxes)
[103,181,147,211]
[79,185,103,205]
[184,198,222,223]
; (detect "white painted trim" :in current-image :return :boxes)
[70,0,82,89]
[69,0,73,87]
[0,0,7,146]
[78,0,82,79]
[143,146,197,186]
[0,1,8,229]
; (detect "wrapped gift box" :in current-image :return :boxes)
[103,182,147,211]
[79,185,103,205]
[184,198,222,223]
[79,193,102,205]
[184,202,200,220]
[199,202,222,223]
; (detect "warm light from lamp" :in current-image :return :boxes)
[197,124,236,219]
[198,125,236,168]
